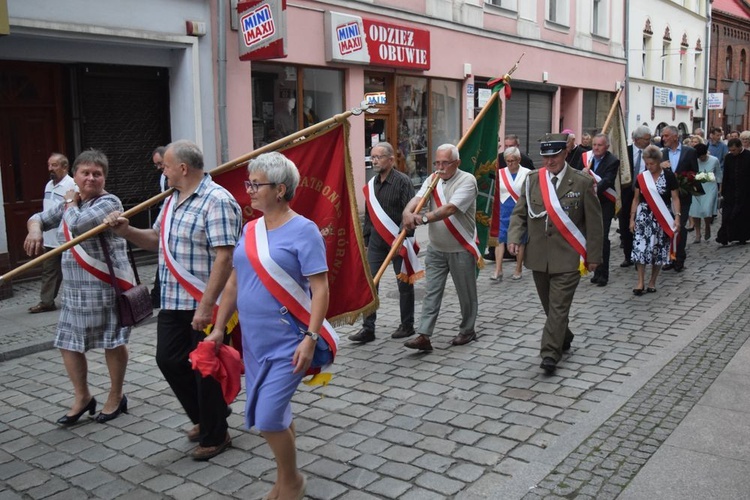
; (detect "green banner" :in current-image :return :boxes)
[458,92,501,255]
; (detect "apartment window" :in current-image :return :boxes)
[547,0,569,26]
[726,46,733,79]
[642,36,649,77]
[694,52,700,85]
[592,0,608,37]
[679,48,685,84]
[662,42,669,81]
[742,50,747,81]
[485,0,517,10]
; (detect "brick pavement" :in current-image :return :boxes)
[0,234,748,499]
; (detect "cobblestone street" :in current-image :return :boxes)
[1,231,749,499]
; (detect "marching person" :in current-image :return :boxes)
[349,142,418,343]
[28,153,77,314]
[401,144,480,351]
[508,133,603,375]
[582,133,620,287]
[105,140,242,461]
[150,146,167,308]
[619,126,652,268]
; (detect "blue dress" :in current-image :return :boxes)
[234,216,327,432]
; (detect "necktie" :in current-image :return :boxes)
[635,149,642,175]
[551,176,558,188]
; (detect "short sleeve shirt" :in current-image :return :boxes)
[416,169,477,253]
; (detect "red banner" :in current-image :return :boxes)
[213,123,378,324]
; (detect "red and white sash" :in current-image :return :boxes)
[498,167,524,203]
[244,217,339,368]
[583,151,616,203]
[63,214,135,290]
[160,195,214,305]
[538,167,588,263]
[363,178,423,283]
[433,176,482,262]
[636,172,678,258]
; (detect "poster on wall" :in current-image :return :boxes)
[324,11,430,71]
[237,0,287,61]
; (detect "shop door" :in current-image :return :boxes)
[0,62,66,268]
[364,115,391,183]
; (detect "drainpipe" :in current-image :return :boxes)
[624,0,630,133]
[218,0,229,163]
[704,0,712,130]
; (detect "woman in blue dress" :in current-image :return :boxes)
[688,143,721,243]
[208,152,335,500]
[490,147,531,281]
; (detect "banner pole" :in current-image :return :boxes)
[0,103,375,285]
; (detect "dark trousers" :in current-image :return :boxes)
[151,272,161,305]
[595,200,615,281]
[157,309,228,446]
[362,244,415,333]
[675,194,692,263]
[618,188,635,262]
[39,247,63,307]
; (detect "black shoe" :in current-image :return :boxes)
[620,259,633,268]
[597,278,608,287]
[540,357,557,375]
[348,329,375,343]
[663,262,674,271]
[451,330,477,346]
[391,325,415,339]
[95,395,128,423]
[562,340,572,352]
[590,275,601,285]
[674,262,684,272]
[57,398,97,426]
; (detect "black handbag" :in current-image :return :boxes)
[99,234,153,327]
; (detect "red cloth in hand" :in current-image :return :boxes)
[189,342,245,404]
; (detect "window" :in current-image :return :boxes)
[679,48,685,84]
[727,46,733,79]
[592,0,608,37]
[642,36,649,77]
[662,42,669,81]
[583,90,614,132]
[485,0,517,10]
[694,53,700,86]
[546,0,569,26]
[250,63,343,147]
[741,50,747,81]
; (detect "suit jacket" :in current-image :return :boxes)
[588,151,619,205]
[499,152,535,170]
[508,165,604,274]
[662,145,699,202]
[566,145,588,170]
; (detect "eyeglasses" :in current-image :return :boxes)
[432,160,456,168]
[244,180,276,192]
[371,155,392,160]
[505,158,520,164]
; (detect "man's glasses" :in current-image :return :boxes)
[371,155,392,161]
[244,180,277,192]
[432,160,456,168]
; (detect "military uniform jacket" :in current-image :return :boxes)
[508,165,604,274]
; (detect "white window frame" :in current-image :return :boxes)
[485,0,518,11]
[546,0,570,27]
[592,0,609,38]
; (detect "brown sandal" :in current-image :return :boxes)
[28,303,57,314]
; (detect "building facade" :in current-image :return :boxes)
[223,0,626,196]
[708,0,750,133]
[626,0,710,138]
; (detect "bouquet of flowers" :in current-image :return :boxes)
[677,171,705,196]
[695,171,716,183]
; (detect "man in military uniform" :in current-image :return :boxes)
[508,133,603,374]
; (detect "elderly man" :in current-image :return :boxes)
[619,126,652,267]
[584,133,620,286]
[563,130,586,170]
[708,127,728,181]
[508,134,603,374]
[28,153,77,314]
[402,144,479,351]
[498,134,535,170]
[349,142,417,343]
[106,140,241,461]
[660,125,698,272]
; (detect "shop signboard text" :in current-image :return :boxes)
[237,0,287,61]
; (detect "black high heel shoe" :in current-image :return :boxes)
[57,397,97,426]
[95,395,128,423]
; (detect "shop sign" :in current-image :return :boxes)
[237,0,287,61]
[707,93,724,110]
[675,94,690,109]
[653,86,675,108]
[325,11,430,70]
[365,92,387,105]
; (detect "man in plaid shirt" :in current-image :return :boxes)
[106,140,241,460]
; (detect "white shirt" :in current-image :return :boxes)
[42,175,77,248]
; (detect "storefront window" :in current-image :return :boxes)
[251,64,343,147]
[396,75,428,184]
[430,79,461,151]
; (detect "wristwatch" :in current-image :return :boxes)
[421,214,429,225]
[65,198,75,204]
[304,331,320,341]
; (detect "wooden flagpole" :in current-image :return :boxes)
[0,103,375,285]
[372,55,524,286]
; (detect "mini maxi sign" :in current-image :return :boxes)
[325,11,430,71]
[238,0,287,61]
